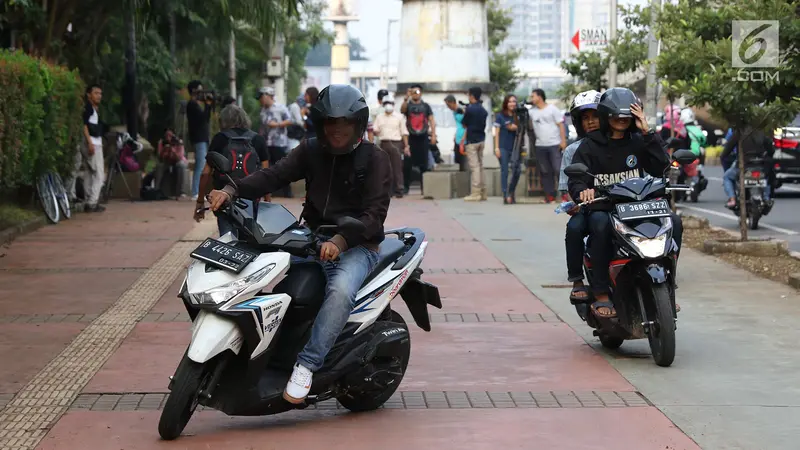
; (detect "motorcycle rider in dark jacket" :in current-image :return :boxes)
[720,126,775,208]
[206,84,392,404]
[567,88,681,320]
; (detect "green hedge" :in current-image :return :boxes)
[0,50,84,191]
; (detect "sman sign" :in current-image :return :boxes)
[571,28,609,51]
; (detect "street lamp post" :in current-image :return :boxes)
[385,19,398,87]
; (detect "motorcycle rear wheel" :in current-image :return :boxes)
[338,311,410,412]
[748,211,761,230]
[158,354,210,440]
[646,284,676,367]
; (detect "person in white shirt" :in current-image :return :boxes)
[71,84,106,212]
[372,95,409,198]
[529,88,567,203]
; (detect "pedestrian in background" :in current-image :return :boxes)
[460,87,488,202]
[69,83,106,212]
[373,95,409,198]
[529,88,567,203]
[445,95,468,171]
[400,84,437,194]
[370,89,389,146]
[187,80,214,200]
[494,94,521,204]
[287,94,306,150]
[303,86,320,140]
[258,87,293,198]
[154,127,188,200]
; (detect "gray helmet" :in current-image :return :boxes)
[597,88,641,134]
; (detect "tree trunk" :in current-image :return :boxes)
[737,130,748,240]
[168,9,177,128]
[124,0,138,139]
[229,28,237,98]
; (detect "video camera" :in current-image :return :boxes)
[195,89,223,104]
[516,101,532,120]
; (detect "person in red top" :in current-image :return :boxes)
[155,127,189,199]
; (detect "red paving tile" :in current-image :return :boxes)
[422,241,506,269]
[0,240,172,269]
[401,323,633,392]
[418,272,552,313]
[0,271,143,315]
[150,274,189,314]
[0,323,85,393]
[38,409,700,450]
[84,323,189,393]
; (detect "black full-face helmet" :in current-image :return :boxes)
[309,84,370,155]
[597,87,641,134]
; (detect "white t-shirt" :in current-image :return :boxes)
[529,103,563,147]
[87,107,103,148]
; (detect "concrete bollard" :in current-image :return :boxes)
[703,238,789,257]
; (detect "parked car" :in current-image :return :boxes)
[773,113,800,190]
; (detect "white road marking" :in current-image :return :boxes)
[678,204,799,236]
[706,176,800,193]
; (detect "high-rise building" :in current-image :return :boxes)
[497,0,611,67]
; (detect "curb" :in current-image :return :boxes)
[0,216,47,247]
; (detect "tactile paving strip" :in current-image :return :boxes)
[423,268,510,274]
[0,233,200,449]
[0,267,148,274]
[69,390,651,411]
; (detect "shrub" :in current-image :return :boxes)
[0,50,84,191]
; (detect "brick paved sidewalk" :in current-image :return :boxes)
[0,197,698,449]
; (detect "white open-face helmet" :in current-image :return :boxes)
[680,108,696,124]
[570,90,601,138]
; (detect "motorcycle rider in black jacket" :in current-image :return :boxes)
[567,88,681,320]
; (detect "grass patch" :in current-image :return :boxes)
[684,226,800,287]
[0,204,40,230]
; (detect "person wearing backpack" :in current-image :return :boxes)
[194,104,270,236]
[205,84,391,404]
[400,84,437,194]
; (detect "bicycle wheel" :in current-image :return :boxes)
[50,173,71,219]
[36,175,60,224]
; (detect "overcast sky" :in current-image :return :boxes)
[345,0,649,63]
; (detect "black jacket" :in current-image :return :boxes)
[721,127,774,165]
[568,130,670,211]
[224,140,391,251]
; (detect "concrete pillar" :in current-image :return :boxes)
[397,0,494,165]
[328,0,358,85]
[263,34,287,105]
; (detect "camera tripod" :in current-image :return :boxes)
[509,107,533,196]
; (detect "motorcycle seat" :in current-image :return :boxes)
[361,238,407,287]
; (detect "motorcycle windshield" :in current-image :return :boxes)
[253,203,299,236]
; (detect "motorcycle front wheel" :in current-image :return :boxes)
[645,284,676,367]
[158,353,211,440]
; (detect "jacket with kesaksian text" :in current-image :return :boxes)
[567,130,669,211]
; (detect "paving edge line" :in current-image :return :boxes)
[0,220,213,448]
[0,216,47,247]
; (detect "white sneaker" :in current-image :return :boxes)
[283,363,313,404]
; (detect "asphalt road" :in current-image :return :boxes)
[676,166,800,252]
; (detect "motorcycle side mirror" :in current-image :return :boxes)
[672,149,697,166]
[336,216,366,235]
[564,163,591,177]
[206,152,233,174]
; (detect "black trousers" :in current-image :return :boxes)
[404,134,430,191]
[565,210,589,282]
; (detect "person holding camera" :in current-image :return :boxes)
[155,127,188,199]
[187,80,215,200]
[493,94,522,204]
[460,87,489,202]
[400,84,436,194]
[445,95,468,172]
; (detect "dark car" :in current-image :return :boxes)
[773,113,800,190]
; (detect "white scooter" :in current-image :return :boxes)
[158,153,441,440]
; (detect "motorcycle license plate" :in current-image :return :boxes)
[190,238,257,273]
[615,199,671,221]
[744,177,767,187]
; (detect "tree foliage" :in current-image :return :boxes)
[284,0,331,100]
[656,0,800,239]
[487,0,521,109]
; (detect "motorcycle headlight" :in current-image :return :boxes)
[612,217,671,258]
[191,263,275,305]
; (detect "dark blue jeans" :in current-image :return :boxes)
[565,210,588,282]
[498,146,522,198]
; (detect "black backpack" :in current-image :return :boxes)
[303,138,372,210]
[215,130,260,183]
